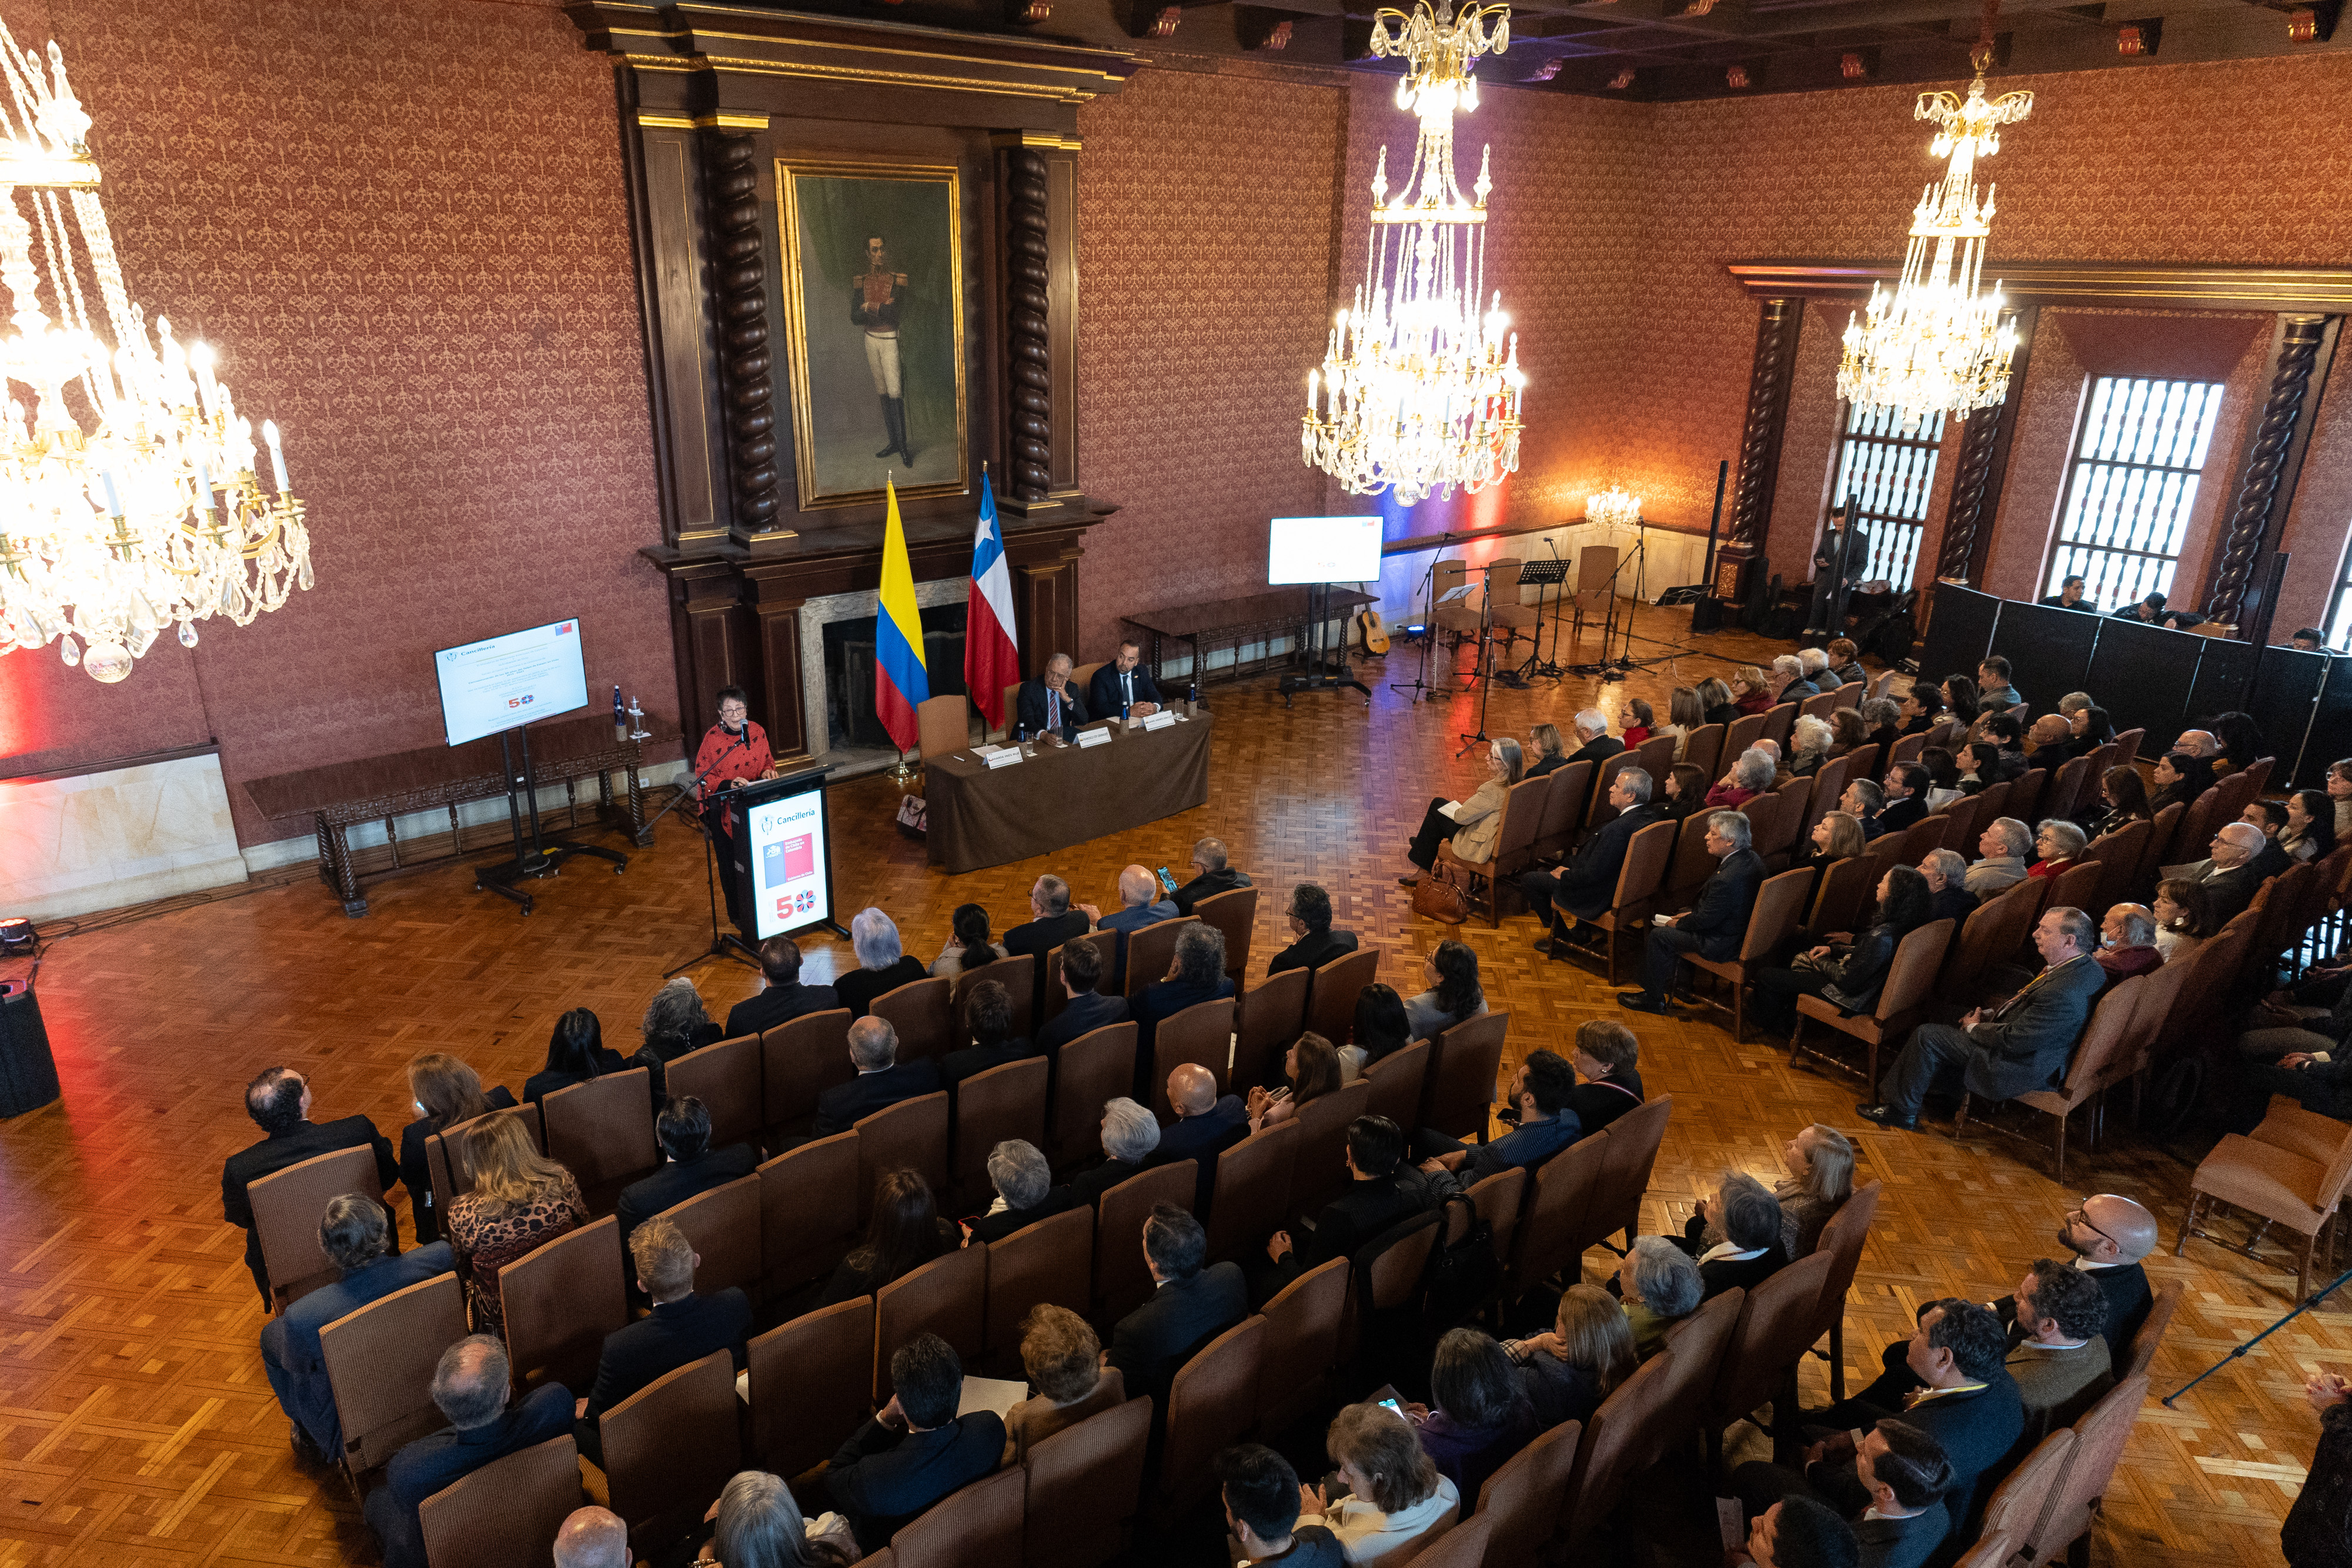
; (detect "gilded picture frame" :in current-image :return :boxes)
[776,158,969,510]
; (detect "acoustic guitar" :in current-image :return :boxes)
[1356,606,1391,655]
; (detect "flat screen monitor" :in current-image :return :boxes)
[736,771,837,939]
[433,616,590,748]
[1268,515,1382,585]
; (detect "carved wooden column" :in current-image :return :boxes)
[1716,296,1804,603]
[2204,313,2337,630]
[701,125,785,537]
[1005,145,1052,504]
[1936,306,2038,586]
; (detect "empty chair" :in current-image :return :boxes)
[874,977,956,1062]
[857,1091,952,1223]
[1360,1038,1430,1132]
[1532,760,1597,861]
[1593,1094,1672,1251]
[250,1146,389,1310]
[659,1174,761,1300]
[1422,1011,1509,1142]
[1561,1349,1678,1551]
[1022,1396,1152,1568]
[1206,1122,1298,1265]
[1255,1257,1351,1439]
[1152,997,1238,1115]
[417,1434,581,1568]
[953,1057,1050,1212]
[984,1205,1093,1361]
[1232,969,1309,1096]
[1474,1417,1580,1565]
[1465,1165,1529,1273]
[1505,1127,1610,1301]
[2179,1094,2352,1299]
[1702,1252,1836,1466]
[763,1009,854,1138]
[1652,1287,1743,1465]
[1979,1429,2077,1552]
[1807,1180,1882,1401]
[1153,1314,1266,1521]
[1683,725,1726,784]
[599,1348,740,1553]
[320,1272,469,1479]
[500,1216,628,1396]
[1094,1162,1196,1320]
[1192,885,1259,982]
[661,1034,762,1151]
[1287,1077,1372,1223]
[892,1462,1026,1568]
[917,691,971,762]
[874,1243,989,1402]
[540,1069,659,1212]
[748,1298,873,1482]
[759,1131,860,1302]
[1051,1024,1140,1169]
[1305,947,1381,1048]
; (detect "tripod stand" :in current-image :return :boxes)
[2166,1259,2352,1407]
[641,737,763,976]
[1508,552,1571,683]
[475,724,631,915]
[1454,564,1501,756]
[1388,544,1454,703]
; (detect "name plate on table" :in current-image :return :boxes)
[1075,728,1113,748]
[984,749,1024,770]
[1141,710,1179,731]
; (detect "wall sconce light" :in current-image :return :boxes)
[1608,66,1638,89]
[1725,63,1751,89]
[1840,52,1868,79]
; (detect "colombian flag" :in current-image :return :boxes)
[875,477,928,751]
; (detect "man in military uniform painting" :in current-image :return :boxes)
[853,235,916,467]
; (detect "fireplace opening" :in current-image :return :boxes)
[822,602,970,751]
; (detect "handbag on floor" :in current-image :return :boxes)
[1412,868,1469,924]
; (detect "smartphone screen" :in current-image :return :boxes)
[1156,866,1178,894]
[1378,1398,1402,1415]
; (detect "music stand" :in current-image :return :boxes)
[1509,556,1571,683]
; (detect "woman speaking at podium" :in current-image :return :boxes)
[693,686,783,930]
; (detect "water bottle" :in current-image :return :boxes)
[612,684,624,736]
[1188,678,1200,715]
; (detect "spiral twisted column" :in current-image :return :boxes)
[1007,148,1053,503]
[702,129,781,533]
[1715,297,1803,601]
[2204,315,2328,627]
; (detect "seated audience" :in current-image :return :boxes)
[1525,721,1570,778]
[1344,984,1414,1082]
[1155,1063,1249,1212]
[263,1195,453,1463]
[1993,1195,2156,1353]
[834,908,931,1019]
[633,976,723,1100]
[1564,708,1627,767]
[819,1168,959,1307]
[2149,750,2216,814]
[1919,748,1964,811]
[1090,636,1164,718]
[1876,764,1930,837]
[1800,647,1834,690]
[939,978,1034,1091]
[1107,1204,1246,1406]
[1731,666,1775,717]
[1772,654,1818,704]
[1219,1444,1347,1568]
[2083,764,2152,838]
[2153,877,2219,961]
[1621,697,1655,748]
[1842,779,1886,838]
[1774,1124,1857,1259]
[1750,866,1933,1035]
[1415,1048,1581,1180]
[2284,1372,2352,1568]
[525,1008,627,1105]
[614,1094,758,1252]
[1796,811,1865,874]
[726,936,838,1037]
[1789,714,1834,777]
[1568,1019,1645,1132]
[1399,1328,1538,1501]
[2284,788,2338,864]
[574,1216,752,1465]
[223,1066,399,1308]
[1844,1421,1954,1568]
[1002,1305,1127,1463]
[1678,1169,1789,1298]
[1134,923,1235,1059]
[1859,698,1901,760]
[552,1507,630,1568]
[1965,818,2032,897]
[2291,627,2329,651]
[2114,590,2168,623]
[1248,1032,1343,1132]
[2062,703,2116,761]
[1858,907,2103,1132]
[1400,739,1524,885]
[1526,766,1664,954]
[1831,708,1872,760]
[814,1017,943,1136]
[2096,904,2164,982]
[445,1111,584,1338]
[1004,874,1090,958]
[1620,811,1765,1017]
[1091,863,1180,938]
[697,1471,856,1566]
[397,1052,514,1246]
[1506,1281,1638,1425]
[1698,675,1739,728]
[1918,849,1978,924]
[1956,740,2019,794]
[1057,1096,1160,1206]
[1739,1497,1860,1568]
[1406,939,1488,1041]
[2002,1258,2115,1451]
[1976,656,2023,711]
[1295,1402,1461,1563]
[1035,938,1128,1058]
[2024,713,2072,755]
[1172,835,1252,916]
[1665,687,1706,758]
[1268,881,1358,975]
[2028,818,2088,878]
[363,1335,571,1568]
[1895,685,1942,738]
[2042,574,2092,610]
[826,1332,1004,1553]
[2213,710,2267,776]
[1614,1235,1705,1359]
[929,901,1008,981]
[1826,638,1867,687]
[2169,821,2268,925]
[1938,675,1981,736]
[1256,1115,1434,1303]
[1662,763,1710,821]
[963,1139,1070,1244]
[1707,747,1776,809]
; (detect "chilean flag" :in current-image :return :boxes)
[964,472,1021,728]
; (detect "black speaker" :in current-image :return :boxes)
[1690,596,1727,634]
[0,980,59,1118]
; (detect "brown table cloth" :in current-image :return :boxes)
[923,712,1213,875]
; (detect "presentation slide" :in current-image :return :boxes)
[433,617,592,748]
[1269,515,1383,584]
[745,782,834,940]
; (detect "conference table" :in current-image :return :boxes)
[921,710,1214,874]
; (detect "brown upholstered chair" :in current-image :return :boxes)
[748,1298,873,1482]
[1191,885,1258,985]
[1585,818,1676,986]
[2110,726,2146,766]
[1939,882,2039,1004]
[1651,1286,1743,1465]
[1807,1179,1882,1400]
[1800,754,1856,841]
[1593,1094,1672,1251]
[1762,701,1798,747]
[657,1173,761,1299]
[761,1009,853,1138]
[1952,1529,2018,1568]
[1285,1078,1371,1224]
[1702,1251,1835,1466]
[1587,749,1639,830]
[418,1434,581,1568]
[320,1271,468,1480]
[758,1131,859,1302]
[874,1242,988,1402]
[2120,1281,2181,1383]
[1686,866,1812,1042]
[1682,725,1726,785]
[984,1203,1092,1360]
[1465,1164,1528,1269]
[873,977,954,1062]
[1440,775,1550,925]
[1094,1162,1195,1320]
[600,1348,740,1552]
[1789,918,1955,1088]
[1982,976,2145,1182]
[1663,811,1721,907]
[2180,1095,2352,1299]
[953,952,1040,1047]
[540,1069,658,1212]
[1151,997,1238,1115]
[1635,733,1677,786]
[2007,767,2049,825]
[250,1146,388,1310]
[500,1215,627,1396]
[1022,1397,1151,1568]
[1804,855,1875,942]
[1304,947,1380,1048]
[2040,858,2103,922]
[917,692,971,763]
[1050,1023,1138,1169]
[1979,1429,2077,1555]
[953,1055,1050,1212]
[2045,753,2093,822]
[1232,968,1308,1095]
[1531,758,1595,862]
[2013,1375,2149,1568]
[1474,1417,1579,1563]
[1152,1314,1265,1523]
[1505,1125,1610,1300]
[1254,1257,1349,1439]
[856,1091,951,1223]
[1359,1038,1429,1132]
[892,1462,1026,1568]
[2085,820,2151,915]
[1205,1122,1297,1265]
[1123,917,1197,1001]
[2137,800,2185,888]
[1421,1011,1508,1141]
[662,1033,762,1151]
[1560,1348,1678,1551]
[1937,793,1986,860]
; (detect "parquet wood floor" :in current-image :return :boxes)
[0,604,2331,1566]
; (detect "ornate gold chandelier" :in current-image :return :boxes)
[1837,2,2033,436]
[1302,0,1524,507]
[0,21,311,684]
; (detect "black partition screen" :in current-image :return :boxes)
[2252,645,2336,786]
[1993,603,2100,707]
[1919,586,2002,690]
[2308,660,2352,787]
[2187,636,2261,726]
[2085,620,2204,743]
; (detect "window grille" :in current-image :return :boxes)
[1828,402,1943,588]
[2039,376,2226,611]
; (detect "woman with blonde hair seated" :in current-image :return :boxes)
[1795,810,1865,873]
[1505,1281,1638,1426]
[1399,738,1524,887]
[1525,723,1569,779]
[1001,1304,1126,1463]
[1663,686,1705,761]
[1773,1124,1856,1258]
[445,1112,584,1338]
[1295,1402,1460,1563]
[1730,666,1774,717]
[1248,1033,1343,1132]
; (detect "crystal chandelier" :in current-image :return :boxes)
[0,22,312,684]
[1302,0,1524,507]
[1836,2,2033,436]
[1587,487,1641,528]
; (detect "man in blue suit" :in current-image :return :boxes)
[827,1332,1005,1552]
[1035,940,1130,1061]
[815,1017,943,1136]
[262,1194,454,1465]
[574,1217,753,1466]
[1524,765,1665,955]
[1088,638,1165,720]
[1153,1063,1249,1214]
[363,1336,572,1568]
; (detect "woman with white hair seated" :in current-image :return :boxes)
[963,1139,1068,1245]
[1058,1097,1161,1206]
[1399,737,1525,886]
[2027,818,2089,880]
[697,1469,858,1566]
[833,907,930,1018]
[1613,1236,1703,1359]
[1704,747,1775,809]
[1788,714,1835,778]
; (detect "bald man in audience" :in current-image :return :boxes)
[2173,822,2269,924]
[2024,714,2072,755]
[1005,874,1092,958]
[363,1335,571,1568]
[553,1507,629,1568]
[2175,728,2219,759]
[1992,1194,2158,1354]
[2096,905,2164,984]
[1152,1063,1248,1212]
[1089,864,1178,936]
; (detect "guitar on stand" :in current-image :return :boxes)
[1355,605,1391,656]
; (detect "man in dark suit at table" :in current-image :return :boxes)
[363,1335,573,1568]
[724,935,837,1037]
[1526,765,1663,957]
[223,1066,401,1309]
[1005,874,1091,958]
[573,1217,753,1466]
[1089,637,1165,720]
[814,1017,943,1136]
[827,1333,1005,1553]
[1171,837,1252,917]
[1618,811,1765,1017]
[262,1195,455,1465]
[1106,1204,1247,1408]
[613,1096,758,1253]
[1015,652,1089,741]
[1267,882,1357,975]
[1036,941,1129,1061]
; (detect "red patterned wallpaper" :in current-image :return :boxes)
[2,0,669,846]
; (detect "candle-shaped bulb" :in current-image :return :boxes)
[262,419,289,493]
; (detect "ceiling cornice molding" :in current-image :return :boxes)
[1727,260,2352,315]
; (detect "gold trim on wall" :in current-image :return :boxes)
[1728,259,2352,314]
[990,130,1083,150]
